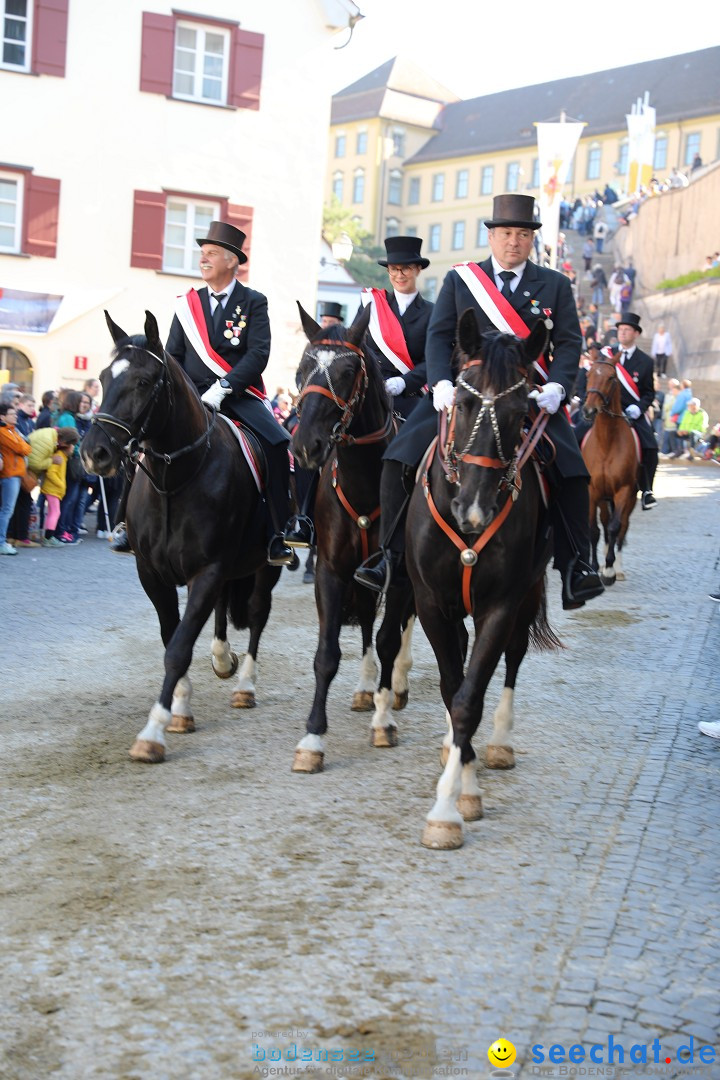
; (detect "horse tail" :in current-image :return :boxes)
[528,580,564,652]
[227,577,255,629]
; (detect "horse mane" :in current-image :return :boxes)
[472,330,526,390]
[110,332,150,360]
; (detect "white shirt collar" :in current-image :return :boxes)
[491,257,527,289]
[394,290,418,315]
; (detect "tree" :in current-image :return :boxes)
[322,199,387,289]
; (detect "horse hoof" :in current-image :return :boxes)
[129,739,165,763]
[392,690,408,711]
[440,745,450,767]
[166,715,196,733]
[600,573,616,587]
[457,794,484,821]
[486,744,515,769]
[231,690,256,708]
[615,571,626,581]
[351,690,374,711]
[421,820,463,850]
[370,726,398,748]
[292,748,324,773]
[213,652,239,679]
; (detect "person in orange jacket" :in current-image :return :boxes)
[0,401,32,555]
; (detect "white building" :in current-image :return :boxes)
[0,0,361,396]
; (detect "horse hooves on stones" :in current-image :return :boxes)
[129,739,165,764]
[392,690,409,711]
[351,690,374,711]
[457,794,484,821]
[370,726,398,748]
[615,570,626,581]
[600,573,616,586]
[213,652,239,679]
[166,715,196,733]
[292,748,324,773]
[231,690,256,708]
[486,744,515,769]
[421,820,463,850]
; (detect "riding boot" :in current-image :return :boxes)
[552,476,605,610]
[262,440,295,567]
[109,471,134,553]
[354,460,412,593]
[285,467,318,549]
[640,449,658,510]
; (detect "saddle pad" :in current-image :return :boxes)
[217,413,263,492]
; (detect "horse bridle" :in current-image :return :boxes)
[296,338,394,447]
[91,345,217,495]
[584,359,627,420]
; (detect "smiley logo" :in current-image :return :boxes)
[488,1038,516,1068]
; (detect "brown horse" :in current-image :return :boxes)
[580,351,639,585]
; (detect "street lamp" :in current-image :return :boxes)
[331,233,353,263]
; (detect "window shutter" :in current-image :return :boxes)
[130,190,166,269]
[23,174,61,257]
[226,202,253,281]
[140,12,174,96]
[32,0,69,77]
[228,28,263,111]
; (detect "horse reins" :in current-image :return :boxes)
[584,359,630,421]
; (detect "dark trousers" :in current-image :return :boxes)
[8,487,33,542]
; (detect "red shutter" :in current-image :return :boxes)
[32,0,69,77]
[140,12,174,95]
[228,28,263,111]
[226,202,253,281]
[130,190,166,270]
[23,175,61,257]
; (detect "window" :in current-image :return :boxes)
[385,217,400,238]
[452,221,465,250]
[1,0,67,76]
[476,220,488,247]
[356,130,367,154]
[173,21,229,104]
[131,190,253,277]
[352,168,364,204]
[432,174,445,202]
[684,132,701,166]
[653,134,668,172]
[587,144,601,180]
[506,162,520,191]
[531,158,540,188]
[332,171,343,201]
[408,177,420,205]
[392,128,405,156]
[404,225,417,237]
[388,169,403,205]
[455,170,469,198]
[618,141,629,176]
[335,133,346,158]
[163,199,220,273]
[428,224,441,252]
[481,166,494,195]
[1,0,31,71]
[0,173,22,252]
[422,278,438,302]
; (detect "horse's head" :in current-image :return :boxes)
[582,348,620,422]
[447,310,546,533]
[291,302,373,469]
[81,310,168,476]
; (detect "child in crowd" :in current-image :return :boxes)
[40,428,79,547]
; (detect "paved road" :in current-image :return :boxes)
[1,462,719,1080]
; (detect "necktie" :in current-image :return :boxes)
[621,350,628,364]
[499,270,515,299]
[212,292,227,334]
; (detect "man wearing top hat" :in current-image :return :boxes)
[355,194,604,611]
[318,301,344,328]
[613,312,657,509]
[165,220,294,566]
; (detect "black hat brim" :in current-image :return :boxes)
[196,238,248,265]
[378,257,430,269]
[484,219,542,230]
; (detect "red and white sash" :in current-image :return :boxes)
[361,288,415,375]
[175,289,268,404]
[616,361,641,402]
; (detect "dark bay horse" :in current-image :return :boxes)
[81,311,281,763]
[289,303,416,772]
[580,349,639,585]
[406,313,560,849]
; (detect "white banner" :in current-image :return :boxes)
[626,93,656,195]
[534,120,585,269]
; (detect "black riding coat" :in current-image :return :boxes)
[352,291,433,420]
[166,281,288,446]
[618,345,656,450]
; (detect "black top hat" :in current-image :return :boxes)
[378,236,430,269]
[318,301,343,321]
[615,312,643,334]
[196,220,248,265]
[484,194,541,230]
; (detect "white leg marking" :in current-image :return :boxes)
[615,550,625,580]
[461,761,483,798]
[489,686,514,746]
[442,709,453,753]
[354,648,377,694]
[171,675,193,718]
[427,744,464,825]
[296,733,324,754]
[371,687,397,732]
[212,636,234,675]
[136,702,169,747]
[235,653,257,693]
[391,615,415,694]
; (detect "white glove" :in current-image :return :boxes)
[432,379,455,412]
[528,381,565,415]
[385,376,406,397]
[201,380,232,410]
[625,404,641,420]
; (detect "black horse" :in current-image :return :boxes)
[289,303,416,772]
[81,311,281,763]
[406,313,561,848]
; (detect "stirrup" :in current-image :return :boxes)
[354,550,389,594]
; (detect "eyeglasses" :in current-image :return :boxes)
[387,266,415,276]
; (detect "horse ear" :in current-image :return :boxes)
[105,310,128,344]
[144,310,163,354]
[297,302,321,342]
[524,317,549,363]
[456,307,481,357]
[345,301,370,347]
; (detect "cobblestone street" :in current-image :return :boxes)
[1,462,719,1080]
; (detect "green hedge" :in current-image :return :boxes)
[656,266,720,289]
